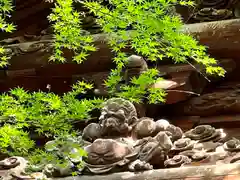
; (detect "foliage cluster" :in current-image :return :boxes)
[0,0,15,67]
[27,135,87,175]
[0,83,104,157]
[0,124,35,156]
[47,0,97,63]
[83,0,225,103]
[44,0,226,103]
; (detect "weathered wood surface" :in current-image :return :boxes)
[0,59,234,106]
[91,18,240,60]
[0,63,211,104]
[1,18,239,94]
[169,81,240,116]
[0,16,239,102]
[2,18,240,72]
[183,19,240,59]
[72,63,209,104]
[0,18,238,95]
[0,0,53,40]
[91,18,240,56]
[1,39,115,73]
[54,163,240,180]
[169,115,240,140]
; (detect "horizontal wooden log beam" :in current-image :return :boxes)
[94,18,240,59]
[2,19,240,72]
[91,18,240,49]
[54,163,240,180]
[182,19,240,59]
[0,59,234,106]
[0,64,203,100]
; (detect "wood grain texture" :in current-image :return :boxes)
[54,163,240,180]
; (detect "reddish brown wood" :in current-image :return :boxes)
[183,19,240,60]
[54,163,240,180]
